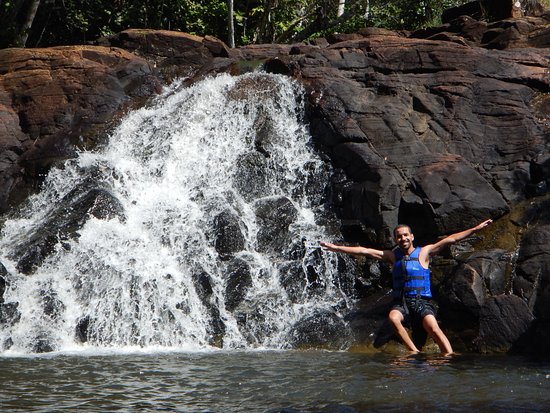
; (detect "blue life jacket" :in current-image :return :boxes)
[392,246,432,299]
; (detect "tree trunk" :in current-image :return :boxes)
[338,0,346,17]
[228,0,235,48]
[14,0,41,47]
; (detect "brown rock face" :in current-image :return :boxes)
[297,34,548,243]
[0,45,161,211]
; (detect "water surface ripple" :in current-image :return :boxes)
[1,350,549,412]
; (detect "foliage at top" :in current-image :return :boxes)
[0,0,504,49]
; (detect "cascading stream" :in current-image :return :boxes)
[0,73,355,354]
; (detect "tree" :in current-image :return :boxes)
[0,0,42,47]
[0,0,475,49]
[228,0,235,47]
[338,0,346,17]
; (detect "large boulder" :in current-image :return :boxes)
[94,29,232,80]
[287,310,352,350]
[475,294,535,353]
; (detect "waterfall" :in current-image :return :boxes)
[0,73,355,354]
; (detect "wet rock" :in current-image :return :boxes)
[75,316,90,343]
[533,321,550,356]
[191,268,226,346]
[213,209,246,258]
[234,303,274,346]
[475,294,534,353]
[42,289,65,320]
[255,196,298,255]
[2,337,13,351]
[278,261,307,303]
[529,152,550,190]
[32,334,55,353]
[12,183,125,274]
[345,290,394,347]
[206,306,226,348]
[513,222,550,345]
[224,258,253,312]
[0,261,7,302]
[192,269,214,304]
[0,302,20,326]
[443,249,510,316]
[288,310,352,350]
[234,152,269,202]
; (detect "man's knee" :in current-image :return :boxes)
[422,315,442,335]
[388,309,403,326]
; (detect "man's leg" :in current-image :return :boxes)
[388,309,420,353]
[422,314,453,355]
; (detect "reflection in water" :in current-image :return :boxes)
[388,352,454,373]
[0,350,548,413]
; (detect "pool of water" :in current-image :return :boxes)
[1,349,549,412]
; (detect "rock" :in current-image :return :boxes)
[0,302,20,326]
[254,196,298,255]
[443,249,510,316]
[445,259,489,316]
[41,288,65,320]
[213,209,246,258]
[475,294,534,353]
[75,316,90,343]
[287,310,352,349]
[0,45,160,213]
[298,32,547,245]
[205,305,226,348]
[417,3,549,49]
[0,261,7,302]
[192,269,214,304]
[95,29,231,80]
[32,333,55,353]
[10,170,125,274]
[224,257,253,312]
[345,290,394,347]
[514,223,550,327]
[278,261,307,303]
[191,268,226,346]
[233,152,269,202]
[442,0,544,23]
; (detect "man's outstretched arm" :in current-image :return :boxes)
[425,219,493,257]
[320,242,394,263]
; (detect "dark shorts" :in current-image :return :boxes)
[391,297,437,323]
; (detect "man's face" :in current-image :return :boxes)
[394,227,414,252]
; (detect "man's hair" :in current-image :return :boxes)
[393,224,412,237]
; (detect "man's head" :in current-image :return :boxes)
[393,224,414,253]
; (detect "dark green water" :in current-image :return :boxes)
[0,350,549,412]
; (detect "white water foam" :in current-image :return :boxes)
[0,73,352,354]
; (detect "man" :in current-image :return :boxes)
[321,219,493,354]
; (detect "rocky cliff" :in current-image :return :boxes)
[0,5,549,354]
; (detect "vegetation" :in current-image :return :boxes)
[0,0,543,49]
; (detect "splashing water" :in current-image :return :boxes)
[0,73,355,354]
